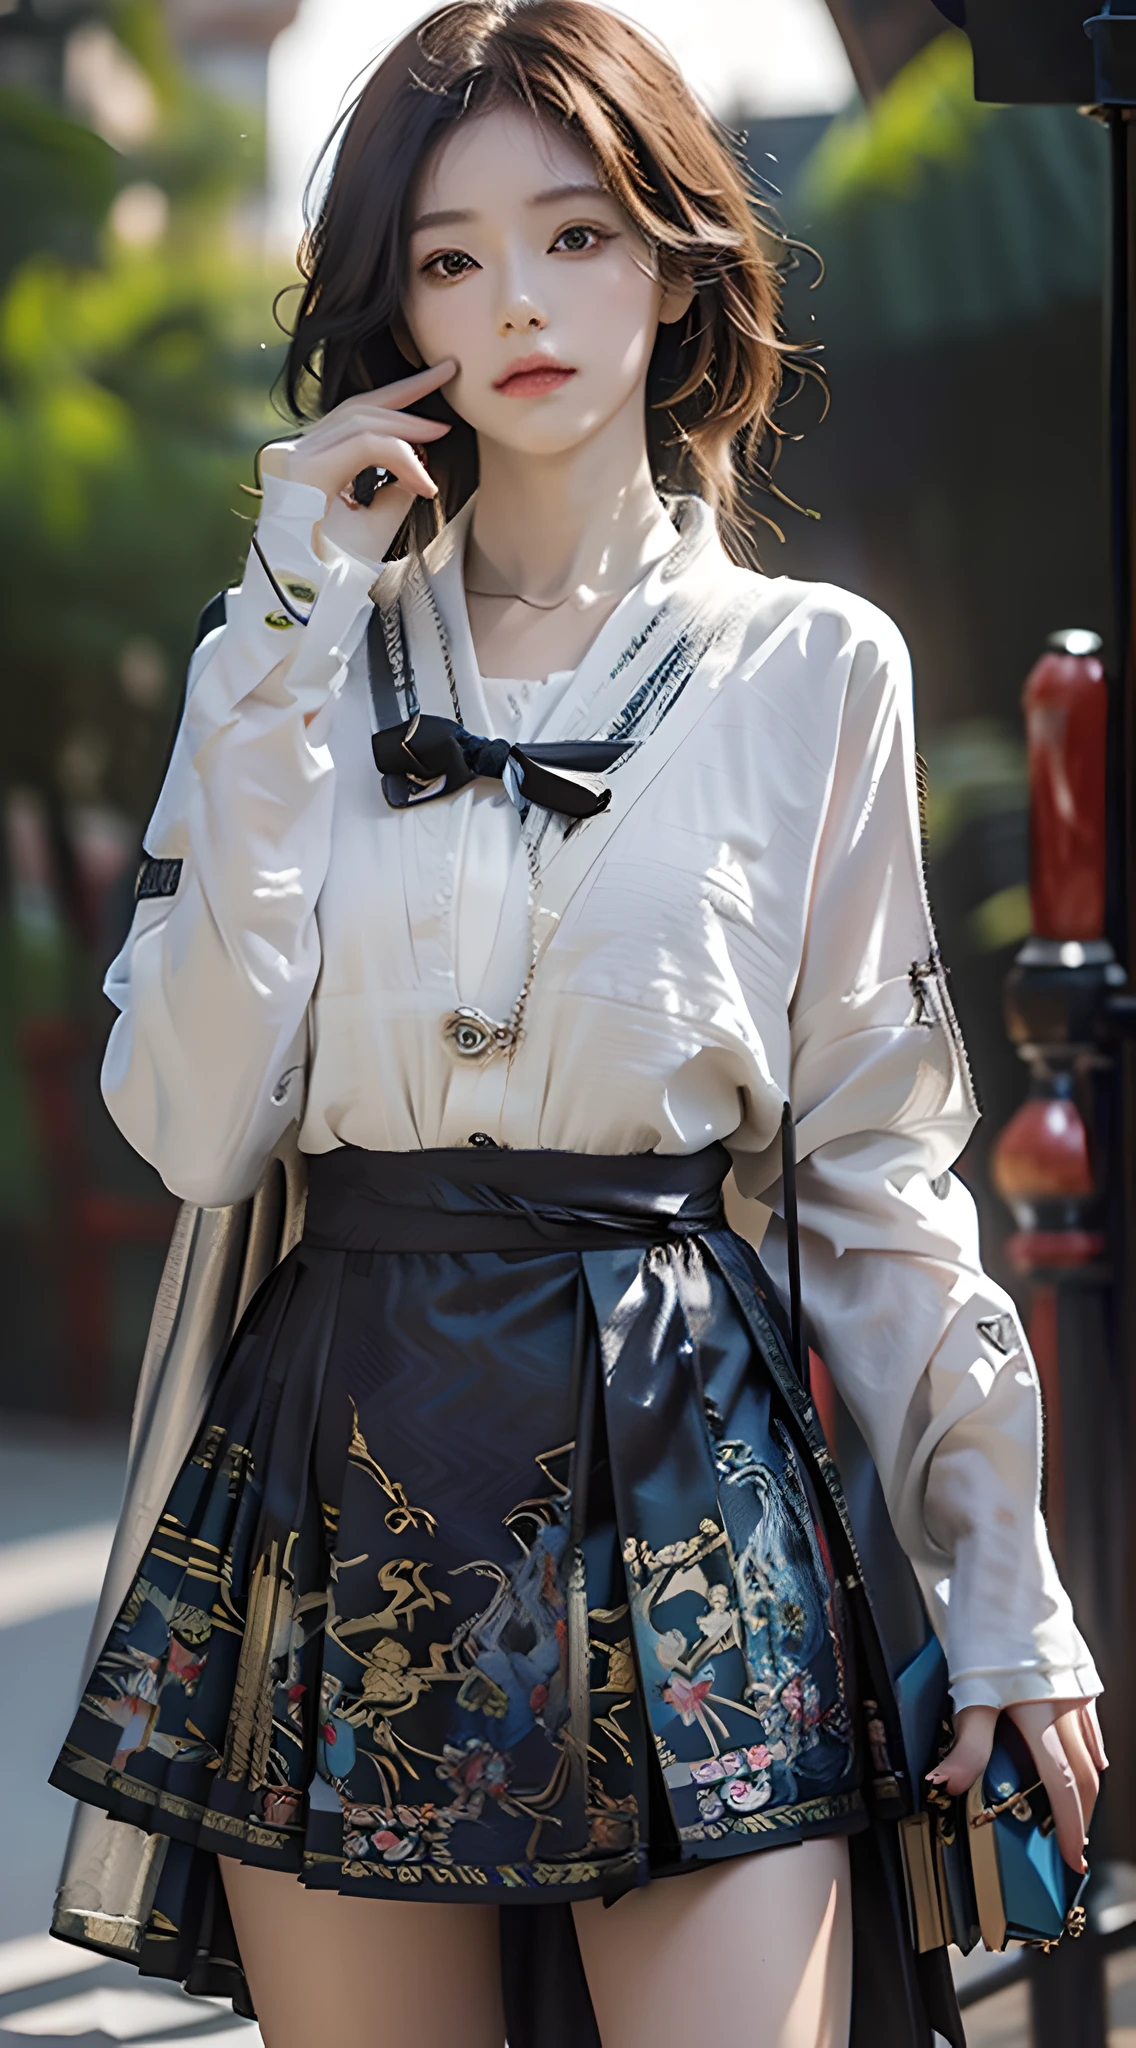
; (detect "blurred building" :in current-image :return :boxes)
[0,0,94,99]
[0,0,298,117]
[166,0,299,105]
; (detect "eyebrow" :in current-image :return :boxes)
[409,182,610,234]
[528,181,608,206]
[410,208,475,231]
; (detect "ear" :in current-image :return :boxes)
[658,274,695,327]
[391,313,424,367]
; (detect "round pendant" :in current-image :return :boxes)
[442,1007,516,1062]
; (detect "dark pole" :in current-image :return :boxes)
[992,83,1136,2048]
[1106,103,1136,1860]
[1028,1936,1111,2048]
[995,88,1136,2048]
[926,5,1136,2042]
[1106,107,1133,977]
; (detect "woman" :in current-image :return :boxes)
[50,6,1104,2045]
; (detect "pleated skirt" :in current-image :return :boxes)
[52,1144,871,1918]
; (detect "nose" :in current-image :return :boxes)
[498,244,547,337]
[499,294,546,337]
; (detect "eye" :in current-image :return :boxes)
[421,248,478,281]
[550,223,613,255]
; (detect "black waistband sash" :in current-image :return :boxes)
[301,1143,732,1255]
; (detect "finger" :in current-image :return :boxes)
[926,1737,989,1798]
[344,360,458,411]
[1011,1703,1087,1872]
[1082,1700,1108,1774]
[1055,1708,1100,1835]
[321,409,452,443]
[297,418,449,469]
[365,413,452,439]
[926,1705,997,1797]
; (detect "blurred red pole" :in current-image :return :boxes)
[20,1018,174,1417]
[1024,642,1109,941]
[990,627,1129,1881]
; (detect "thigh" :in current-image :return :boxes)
[220,1859,506,2048]
[572,1837,852,2048]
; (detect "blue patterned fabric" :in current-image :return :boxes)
[51,1148,891,1931]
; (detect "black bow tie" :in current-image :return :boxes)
[372,713,634,820]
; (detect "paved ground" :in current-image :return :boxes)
[2,1413,1136,2047]
[961,1947,1136,2047]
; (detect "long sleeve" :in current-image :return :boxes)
[744,608,1101,1714]
[101,475,376,1206]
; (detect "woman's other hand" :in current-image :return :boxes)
[260,360,457,565]
[927,1697,1107,1872]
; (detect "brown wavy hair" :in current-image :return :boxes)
[283,0,801,562]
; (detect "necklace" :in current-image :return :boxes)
[465,584,578,612]
[464,513,683,614]
[411,564,541,1065]
[406,509,707,1067]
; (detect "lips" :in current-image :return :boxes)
[493,354,576,397]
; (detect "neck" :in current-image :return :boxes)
[467,390,675,605]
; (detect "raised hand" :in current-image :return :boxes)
[260,360,458,566]
[927,1695,1107,1872]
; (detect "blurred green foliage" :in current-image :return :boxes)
[921,718,1027,851]
[921,721,1031,954]
[0,0,290,1219]
[793,32,1107,350]
[0,86,123,279]
[799,31,992,203]
[0,0,287,825]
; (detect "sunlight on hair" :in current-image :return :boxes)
[267,0,854,252]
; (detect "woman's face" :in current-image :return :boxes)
[402,103,688,459]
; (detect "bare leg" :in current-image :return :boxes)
[573,1837,852,2048]
[219,1858,506,2048]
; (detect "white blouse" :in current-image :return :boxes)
[102,474,1100,1719]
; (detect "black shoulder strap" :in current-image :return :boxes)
[780,1100,808,1391]
[367,601,413,729]
[193,588,233,652]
